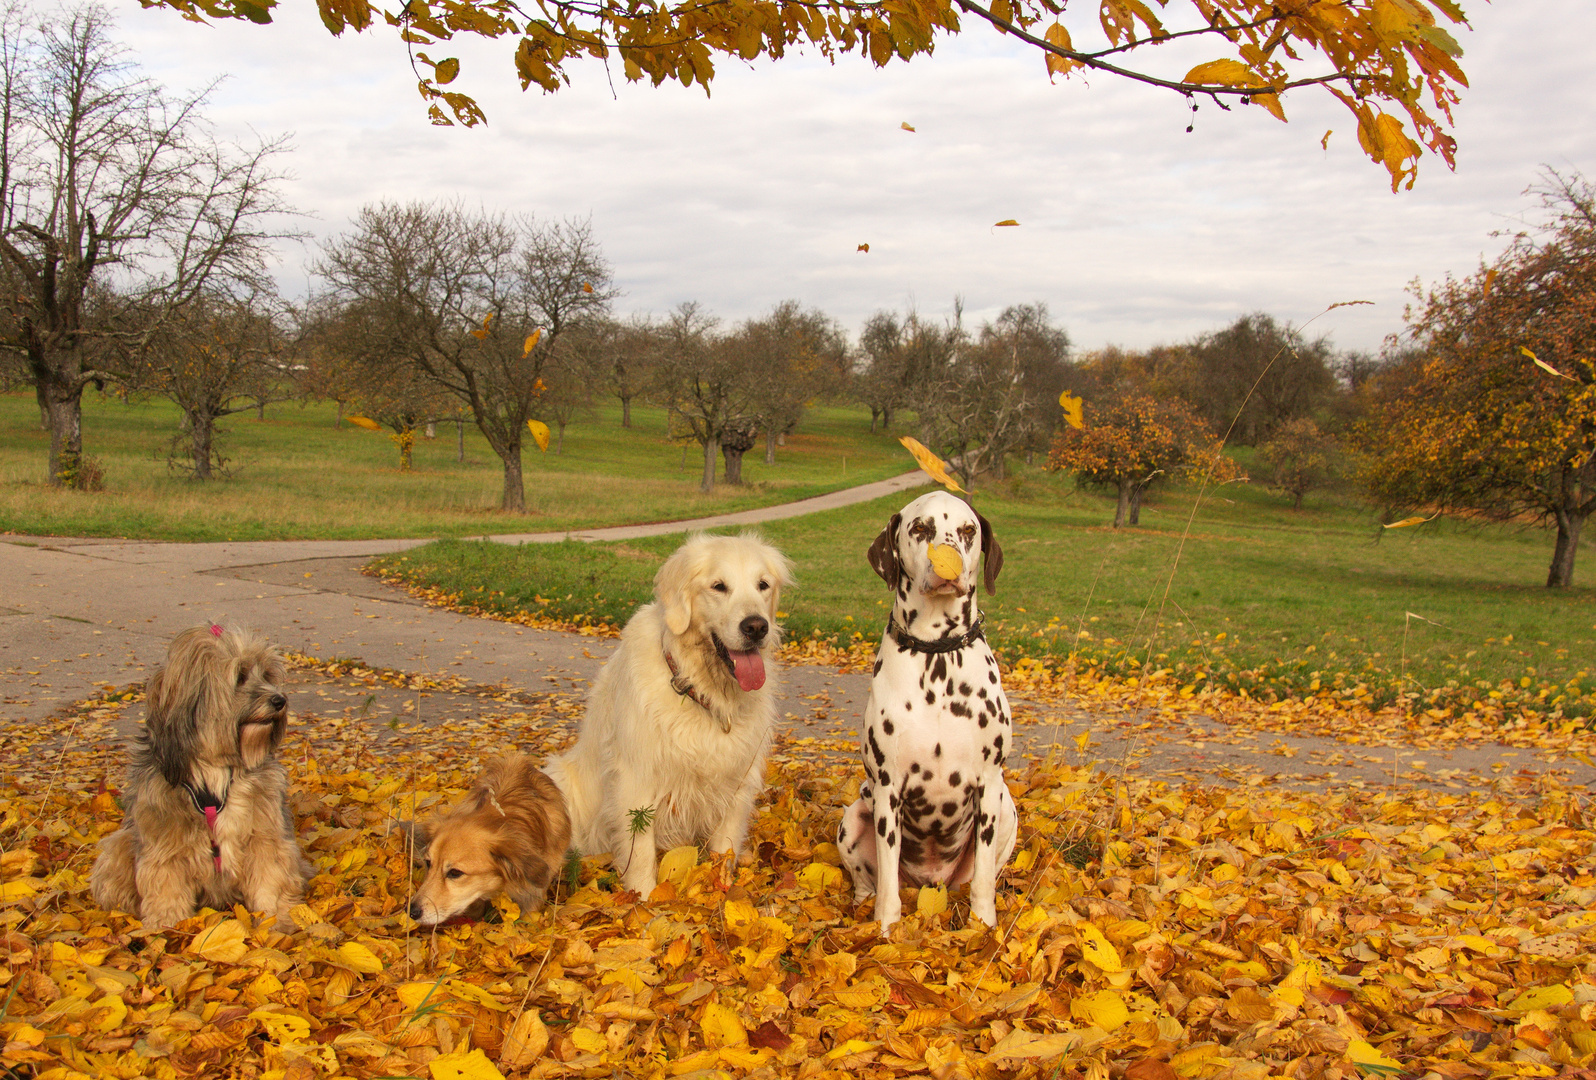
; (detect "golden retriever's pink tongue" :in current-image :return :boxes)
[729,649,766,692]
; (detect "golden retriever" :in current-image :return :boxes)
[545,531,793,895]
[405,754,571,925]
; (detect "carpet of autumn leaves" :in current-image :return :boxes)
[5,655,1596,1080]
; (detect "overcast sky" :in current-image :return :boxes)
[112,0,1596,355]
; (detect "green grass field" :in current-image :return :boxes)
[0,390,905,541]
[372,463,1596,721]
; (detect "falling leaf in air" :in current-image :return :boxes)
[900,121,916,132]
[1321,129,1333,150]
[1383,514,1437,529]
[993,219,1020,227]
[470,312,494,340]
[857,243,869,253]
[898,436,965,493]
[1059,389,1084,429]
[581,282,594,293]
[522,328,542,357]
[345,415,383,431]
[527,419,551,452]
[1521,345,1576,380]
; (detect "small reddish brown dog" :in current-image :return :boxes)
[404,754,571,925]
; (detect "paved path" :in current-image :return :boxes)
[4,467,1592,794]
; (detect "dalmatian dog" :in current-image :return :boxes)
[838,490,1018,934]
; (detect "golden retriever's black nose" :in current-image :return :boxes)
[740,615,768,644]
[269,694,287,710]
[408,898,422,919]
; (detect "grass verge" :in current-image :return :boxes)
[369,463,1596,725]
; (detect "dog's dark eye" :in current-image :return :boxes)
[445,868,464,880]
[235,668,249,687]
[711,581,728,593]
[757,580,770,592]
[423,858,432,869]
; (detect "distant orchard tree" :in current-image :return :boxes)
[1047,394,1231,527]
[606,316,657,429]
[736,301,849,466]
[317,203,615,511]
[1259,416,1339,509]
[856,309,948,433]
[651,302,758,493]
[1355,169,1596,588]
[1177,313,1337,445]
[133,289,288,480]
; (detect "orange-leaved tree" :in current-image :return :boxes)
[144,0,1469,190]
[1355,170,1596,588]
[1046,393,1230,527]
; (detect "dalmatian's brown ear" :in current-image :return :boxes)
[976,511,1003,594]
[866,513,902,588]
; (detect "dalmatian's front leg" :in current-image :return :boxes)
[968,774,1018,927]
[873,775,904,933]
[837,783,878,903]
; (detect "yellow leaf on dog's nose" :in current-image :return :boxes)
[929,543,963,581]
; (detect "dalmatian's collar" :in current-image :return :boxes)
[885,611,986,654]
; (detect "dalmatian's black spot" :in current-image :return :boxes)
[876,817,887,835]
[883,718,895,735]
[908,517,936,541]
[904,700,913,712]
[982,747,991,760]
[925,690,936,705]
[873,659,883,676]
[958,522,977,549]
[977,687,987,699]
[934,743,941,756]
[867,729,885,767]
[942,801,958,816]
[959,682,972,696]
[981,824,995,844]
[978,715,988,728]
[905,608,918,626]
[930,656,947,682]
[949,701,970,718]
[948,771,961,786]
[908,762,919,774]
[886,831,896,846]
[989,671,998,683]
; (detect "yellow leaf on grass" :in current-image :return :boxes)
[336,941,385,974]
[658,845,698,885]
[1071,989,1129,1031]
[522,328,542,357]
[898,436,965,493]
[1078,923,1123,972]
[189,919,249,964]
[430,1047,507,1080]
[500,1009,549,1068]
[1346,1037,1403,1073]
[701,1001,747,1046]
[1059,390,1084,429]
[927,545,963,583]
[527,419,550,452]
[917,885,948,916]
[346,415,382,431]
[1507,984,1573,1012]
[569,1027,606,1053]
[993,219,1020,227]
[250,1007,311,1043]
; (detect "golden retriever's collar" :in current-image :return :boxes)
[664,651,729,731]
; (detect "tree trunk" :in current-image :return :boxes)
[190,412,215,480]
[724,442,747,485]
[1547,509,1585,587]
[500,446,526,511]
[1128,484,1143,526]
[882,408,892,431]
[701,436,718,493]
[1113,481,1131,528]
[457,419,465,462]
[36,382,50,429]
[620,395,632,428]
[869,408,879,434]
[764,428,777,465]
[335,400,343,428]
[556,421,566,455]
[44,385,85,489]
[256,400,264,419]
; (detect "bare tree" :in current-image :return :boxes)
[651,302,760,493]
[539,316,608,453]
[0,4,292,487]
[606,314,657,429]
[317,203,615,511]
[857,309,944,433]
[132,288,289,479]
[738,300,848,465]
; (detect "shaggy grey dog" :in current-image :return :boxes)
[91,624,310,929]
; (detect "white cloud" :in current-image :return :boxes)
[112,0,1596,353]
